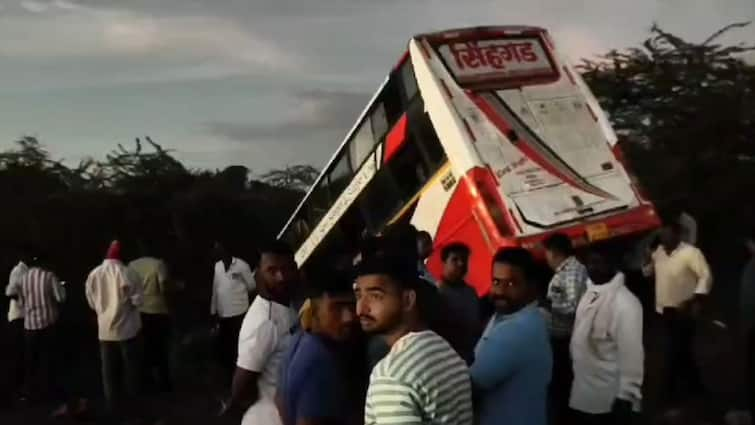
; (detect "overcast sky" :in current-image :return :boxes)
[0,0,753,173]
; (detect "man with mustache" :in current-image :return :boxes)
[470,248,552,425]
[355,253,473,425]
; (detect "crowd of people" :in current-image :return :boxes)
[4,216,755,425]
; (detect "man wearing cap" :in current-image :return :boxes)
[85,240,144,418]
[276,263,361,425]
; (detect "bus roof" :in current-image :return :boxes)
[413,25,547,40]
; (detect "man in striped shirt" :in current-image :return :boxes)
[355,253,473,425]
[9,252,66,399]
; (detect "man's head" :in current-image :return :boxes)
[490,248,538,315]
[354,256,419,337]
[441,242,470,283]
[416,231,434,262]
[542,233,574,270]
[304,265,357,342]
[256,240,298,301]
[585,250,618,285]
[212,241,230,264]
[658,221,682,253]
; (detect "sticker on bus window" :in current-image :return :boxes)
[435,37,557,86]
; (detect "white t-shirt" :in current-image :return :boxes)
[6,261,28,322]
[210,258,256,318]
[236,296,296,425]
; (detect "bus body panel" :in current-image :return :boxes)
[279,25,661,295]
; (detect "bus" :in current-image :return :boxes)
[278,25,661,295]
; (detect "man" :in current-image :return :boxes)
[470,248,551,425]
[220,241,298,425]
[5,247,29,399]
[416,230,437,285]
[356,253,473,425]
[438,242,480,364]
[542,232,588,418]
[85,240,144,417]
[210,241,256,381]
[129,243,173,393]
[12,252,65,400]
[570,251,643,425]
[276,264,360,425]
[740,231,755,418]
[643,221,712,403]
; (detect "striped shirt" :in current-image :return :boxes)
[546,256,588,338]
[17,267,65,330]
[365,330,473,425]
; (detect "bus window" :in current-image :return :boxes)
[370,103,389,141]
[360,168,400,230]
[407,98,446,169]
[382,77,404,125]
[328,151,353,198]
[308,179,330,226]
[387,137,428,202]
[349,121,374,170]
[399,59,418,104]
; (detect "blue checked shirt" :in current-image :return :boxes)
[546,256,588,338]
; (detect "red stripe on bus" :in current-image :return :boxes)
[383,115,409,163]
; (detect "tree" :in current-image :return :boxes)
[260,164,320,191]
[579,22,755,215]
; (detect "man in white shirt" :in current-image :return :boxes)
[643,221,712,403]
[219,240,297,425]
[210,241,256,382]
[570,251,643,425]
[85,240,144,418]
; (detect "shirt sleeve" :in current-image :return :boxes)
[365,376,422,425]
[470,324,523,390]
[614,293,644,404]
[85,273,96,310]
[241,263,256,293]
[689,248,713,295]
[124,268,144,307]
[236,311,276,372]
[210,268,218,316]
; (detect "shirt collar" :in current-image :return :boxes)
[493,302,538,323]
[555,256,577,272]
[587,272,625,293]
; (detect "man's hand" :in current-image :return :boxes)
[611,398,633,425]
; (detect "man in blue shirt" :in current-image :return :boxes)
[470,248,552,425]
[276,263,361,425]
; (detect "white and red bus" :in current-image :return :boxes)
[278,25,660,295]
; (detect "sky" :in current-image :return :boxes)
[0,0,753,174]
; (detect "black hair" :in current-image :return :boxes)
[355,254,419,291]
[303,262,354,299]
[417,231,432,243]
[441,242,471,262]
[542,233,575,257]
[660,217,682,234]
[258,239,295,265]
[492,247,537,283]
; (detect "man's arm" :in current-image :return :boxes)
[364,376,421,425]
[210,272,219,317]
[470,325,522,391]
[690,248,713,295]
[615,294,644,407]
[85,273,96,310]
[223,315,276,415]
[124,268,144,308]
